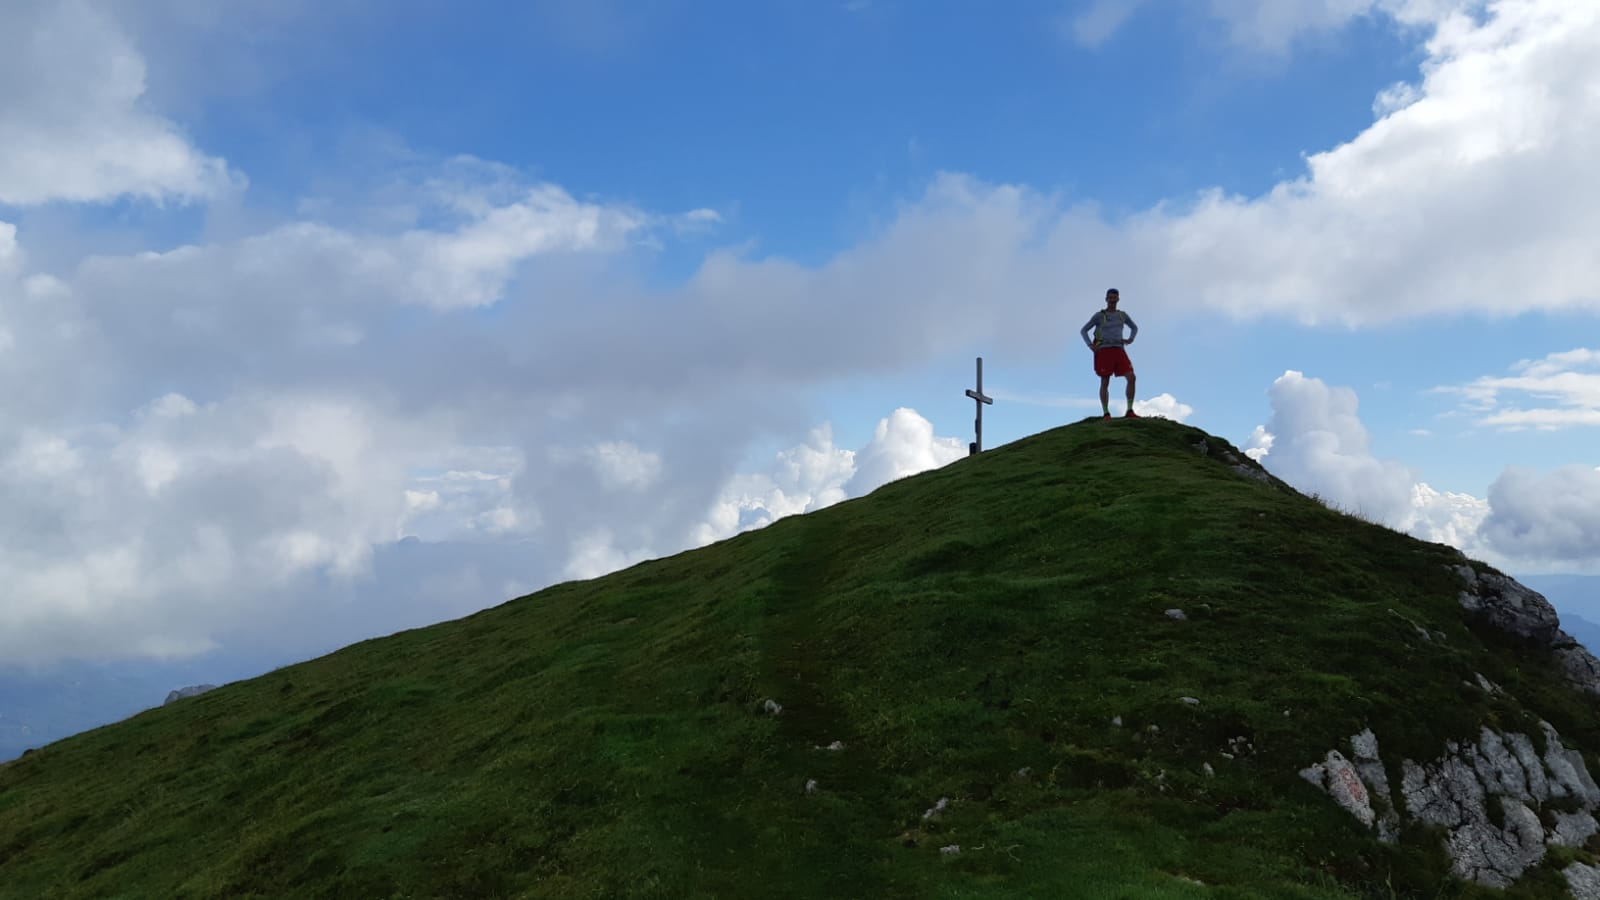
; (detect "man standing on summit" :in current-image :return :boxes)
[1080,288,1139,419]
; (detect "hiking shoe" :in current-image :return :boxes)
[1124,410,1140,418]
[1102,413,1112,420]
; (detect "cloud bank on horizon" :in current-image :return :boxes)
[0,0,1596,667]
[1246,364,1600,572]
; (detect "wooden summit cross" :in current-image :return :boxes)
[965,357,993,455]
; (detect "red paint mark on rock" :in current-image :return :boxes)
[1336,766,1368,804]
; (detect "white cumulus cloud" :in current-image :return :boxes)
[1125,0,1600,325]
[3,0,1598,669]
[1409,482,1492,551]
[1480,465,1600,564]
[1437,348,1600,430]
[1135,393,1195,422]
[1248,371,1419,524]
[694,411,965,550]
[564,528,651,581]
[0,0,237,205]
[1248,369,1600,569]
[0,380,528,664]
[693,424,857,547]
[847,409,968,497]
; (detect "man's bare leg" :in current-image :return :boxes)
[1126,373,1137,412]
[1099,375,1112,415]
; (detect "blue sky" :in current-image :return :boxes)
[0,0,1598,678]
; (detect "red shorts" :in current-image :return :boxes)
[1094,346,1134,377]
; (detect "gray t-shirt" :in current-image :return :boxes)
[1081,308,1139,349]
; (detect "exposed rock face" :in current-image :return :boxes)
[1230,463,1271,483]
[1567,862,1600,899]
[1455,564,1600,697]
[1350,729,1400,843]
[1456,565,1562,644]
[1299,730,1399,842]
[1304,724,1600,890]
[1554,639,1600,697]
[1551,810,1600,848]
[1302,566,1600,889]
[163,684,218,705]
[1189,438,1278,485]
[1402,762,1545,888]
[1301,750,1376,828]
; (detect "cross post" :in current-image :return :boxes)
[965,356,994,455]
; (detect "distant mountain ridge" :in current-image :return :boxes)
[0,537,541,762]
[1520,574,1600,631]
[1561,614,1600,659]
[0,657,269,763]
[4,419,1600,898]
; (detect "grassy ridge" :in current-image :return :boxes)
[1,418,1595,898]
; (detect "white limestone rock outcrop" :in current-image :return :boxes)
[1303,723,1600,890]
[1566,861,1600,899]
[1299,729,1400,842]
[1300,749,1376,828]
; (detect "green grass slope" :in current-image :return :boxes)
[2,418,1596,899]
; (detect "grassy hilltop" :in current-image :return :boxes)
[2,418,1596,898]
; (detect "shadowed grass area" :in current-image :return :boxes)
[1,418,1595,898]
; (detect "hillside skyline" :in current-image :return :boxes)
[0,0,1597,679]
[9,418,1600,896]
[4,436,1599,766]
